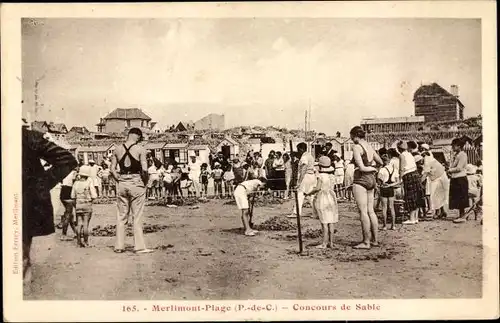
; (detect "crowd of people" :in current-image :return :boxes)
[22,122,484,288]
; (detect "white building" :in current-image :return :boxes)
[187,144,211,166]
[216,137,240,159]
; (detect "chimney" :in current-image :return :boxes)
[450,85,459,97]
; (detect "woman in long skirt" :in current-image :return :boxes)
[421,151,449,218]
[448,138,469,220]
[273,151,286,197]
[397,141,425,224]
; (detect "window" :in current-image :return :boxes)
[179,149,188,164]
[127,120,131,127]
[195,150,200,157]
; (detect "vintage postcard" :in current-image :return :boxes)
[2,1,498,321]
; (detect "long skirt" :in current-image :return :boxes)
[312,190,339,224]
[449,176,470,210]
[274,170,286,190]
[429,173,449,210]
[402,171,425,211]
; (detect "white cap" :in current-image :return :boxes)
[465,164,477,175]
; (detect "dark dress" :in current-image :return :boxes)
[22,129,78,241]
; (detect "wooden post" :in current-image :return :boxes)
[289,140,304,254]
[249,192,257,228]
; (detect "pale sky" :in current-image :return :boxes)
[22,18,481,135]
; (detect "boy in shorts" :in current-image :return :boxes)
[233,177,267,236]
[71,165,97,247]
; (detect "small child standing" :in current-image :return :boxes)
[163,165,174,202]
[305,156,339,249]
[180,171,194,197]
[344,159,355,201]
[99,163,111,197]
[223,164,235,198]
[454,164,482,223]
[199,163,211,197]
[377,151,397,230]
[71,165,97,247]
[233,177,267,236]
[212,163,224,199]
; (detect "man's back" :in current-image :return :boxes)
[114,143,145,173]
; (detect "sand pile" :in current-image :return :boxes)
[254,216,297,231]
[91,224,168,237]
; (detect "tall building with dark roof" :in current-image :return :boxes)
[413,83,464,122]
[96,108,152,133]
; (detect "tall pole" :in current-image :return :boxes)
[308,98,312,153]
[290,139,303,254]
[304,110,307,141]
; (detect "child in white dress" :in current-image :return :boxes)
[305,156,339,249]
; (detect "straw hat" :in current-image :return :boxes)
[318,156,332,168]
[465,164,477,175]
[79,165,91,177]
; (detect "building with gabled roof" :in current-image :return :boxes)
[413,83,465,122]
[96,108,153,133]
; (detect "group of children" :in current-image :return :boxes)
[145,159,238,200]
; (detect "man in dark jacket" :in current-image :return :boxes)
[22,127,78,285]
[323,142,337,161]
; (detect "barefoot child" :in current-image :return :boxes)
[305,156,339,249]
[223,164,235,198]
[212,163,224,199]
[199,163,210,198]
[60,166,79,241]
[377,149,397,230]
[233,177,267,236]
[71,165,97,247]
[454,164,482,223]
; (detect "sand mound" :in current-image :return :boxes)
[255,216,297,231]
[91,224,168,237]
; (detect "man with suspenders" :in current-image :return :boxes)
[111,128,154,254]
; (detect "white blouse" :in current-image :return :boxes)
[399,151,417,177]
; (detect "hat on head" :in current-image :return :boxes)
[398,141,408,150]
[79,165,91,177]
[414,155,423,163]
[421,143,430,150]
[318,156,332,168]
[88,159,95,164]
[465,164,477,175]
